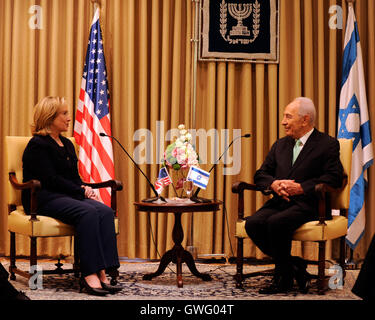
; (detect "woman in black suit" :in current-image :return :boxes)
[22,96,121,296]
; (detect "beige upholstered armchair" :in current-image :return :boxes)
[233,139,352,295]
[5,136,122,285]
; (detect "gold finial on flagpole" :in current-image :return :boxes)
[91,0,101,9]
[346,0,355,7]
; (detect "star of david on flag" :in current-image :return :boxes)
[337,5,373,249]
[187,166,210,190]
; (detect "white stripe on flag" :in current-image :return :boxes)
[187,166,210,189]
[346,206,365,247]
[337,5,374,249]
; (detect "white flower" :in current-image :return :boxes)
[179,129,187,135]
[175,140,183,147]
[178,124,185,130]
[185,133,192,141]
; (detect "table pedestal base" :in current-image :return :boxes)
[143,212,212,288]
[143,246,212,288]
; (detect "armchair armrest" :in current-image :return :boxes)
[232,181,272,220]
[9,172,40,221]
[315,183,341,194]
[232,181,272,195]
[84,179,123,191]
[9,172,41,191]
[232,181,258,193]
[314,174,348,224]
[83,179,123,211]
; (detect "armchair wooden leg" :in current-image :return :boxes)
[234,237,244,288]
[73,236,80,278]
[339,236,346,282]
[30,237,37,274]
[9,232,16,280]
[318,241,326,295]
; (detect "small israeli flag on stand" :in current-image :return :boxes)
[337,4,374,249]
[187,166,210,190]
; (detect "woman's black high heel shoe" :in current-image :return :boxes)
[100,281,123,294]
[79,278,108,296]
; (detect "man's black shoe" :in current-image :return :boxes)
[259,275,294,294]
[291,256,311,293]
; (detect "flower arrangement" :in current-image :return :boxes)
[162,124,199,194]
[163,124,199,171]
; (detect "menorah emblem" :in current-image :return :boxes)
[228,3,252,36]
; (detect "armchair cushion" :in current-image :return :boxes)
[235,220,248,239]
[8,206,119,237]
[292,216,347,241]
[236,215,348,242]
[8,206,74,237]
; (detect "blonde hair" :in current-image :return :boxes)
[31,96,67,136]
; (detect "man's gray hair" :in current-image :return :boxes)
[294,97,316,125]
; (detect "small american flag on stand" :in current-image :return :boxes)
[155,167,172,194]
[74,9,114,206]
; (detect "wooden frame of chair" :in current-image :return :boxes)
[8,171,123,286]
[232,178,347,295]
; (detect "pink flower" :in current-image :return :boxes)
[172,147,178,157]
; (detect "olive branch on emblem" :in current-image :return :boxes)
[220,0,228,41]
[252,0,260,41]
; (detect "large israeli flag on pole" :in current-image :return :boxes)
[337,4,374,249]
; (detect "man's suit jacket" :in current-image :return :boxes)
[254,129,344,217]
[22,134,85,213]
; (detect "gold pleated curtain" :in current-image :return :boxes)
[0,0,374,262]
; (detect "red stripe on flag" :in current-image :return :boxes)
[100,116,112,135]
[78,159,91,182]
[99,188,111,208]
[79,87,86,102]
[92,130,115,177]
[74,9,115,208]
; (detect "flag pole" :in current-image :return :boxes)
[342,0,364,271]
[186,0,200,260]
[343,0,356,270]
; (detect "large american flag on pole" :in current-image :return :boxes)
[337,4,373,249]
[74,8,114,207]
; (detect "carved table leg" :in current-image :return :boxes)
[143,211,211,287]
[172,212,184,287]
[143,249,175,281]
[183,250,212,281]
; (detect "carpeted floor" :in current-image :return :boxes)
[1,258,361,301]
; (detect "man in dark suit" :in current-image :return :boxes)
[245,97,344,294]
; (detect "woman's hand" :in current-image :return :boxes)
[82,185,100,201]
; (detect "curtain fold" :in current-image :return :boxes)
[1,0,374,262]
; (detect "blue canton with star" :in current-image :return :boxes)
[338,94,361,151]
[82,19,110,120]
